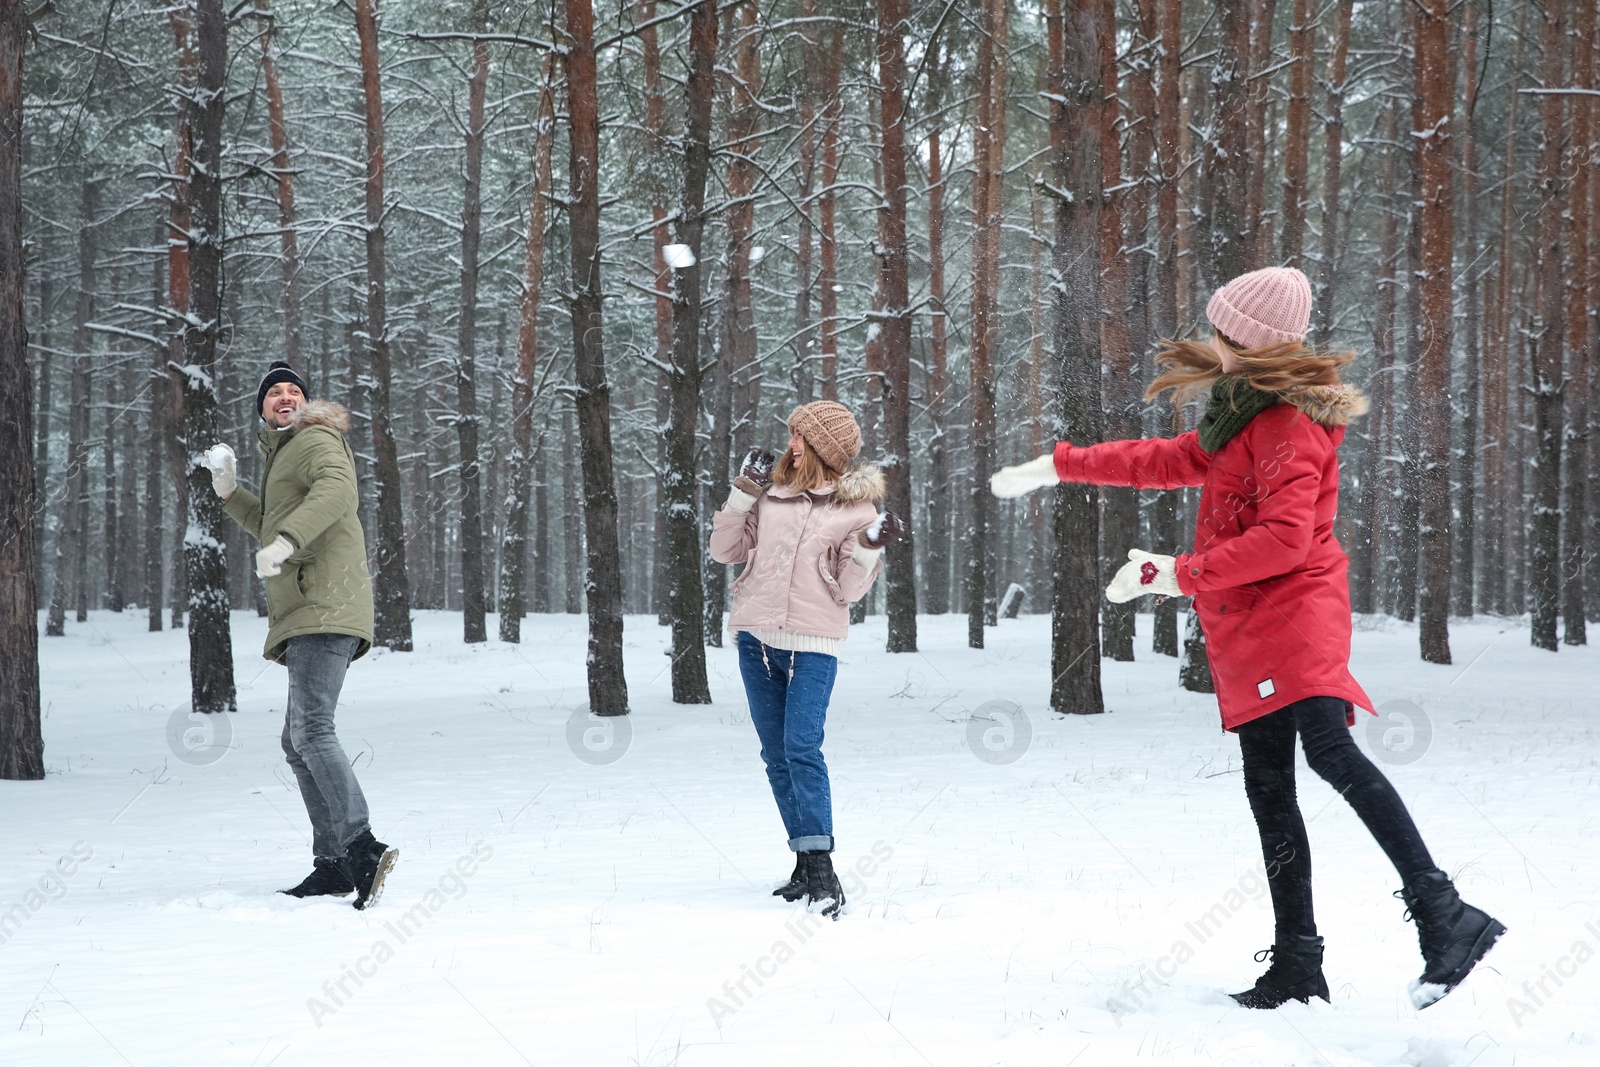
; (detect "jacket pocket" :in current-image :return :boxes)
[266,562,310,620]
[729,547,758,593]
[817,549,847,605]
[1212,588,1258,616]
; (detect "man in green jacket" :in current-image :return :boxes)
[204,360,397,909]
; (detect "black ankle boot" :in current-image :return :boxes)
[279,857,355,898]
[800,850,845,920]
[1230,934,1330,1009]
[773,854,806,901]
[339,829,399,911]
[1397,870,1506,1008]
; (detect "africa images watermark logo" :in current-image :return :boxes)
[965,699,1031,765]
[166,703,233,766]
[1364,699,1432,766]
[567,703,631,765]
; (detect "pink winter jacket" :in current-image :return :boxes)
[709,465,887,641]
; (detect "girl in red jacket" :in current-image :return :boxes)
[992,267,1504,1010]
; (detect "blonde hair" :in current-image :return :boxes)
[772,440,836,493]
[1144,334,1358,409]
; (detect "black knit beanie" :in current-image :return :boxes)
[256,360,309,418]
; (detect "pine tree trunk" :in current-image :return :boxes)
[1485,17,1525,617]
[817,26,841,401]
[877,0,917,652]
[179,0,237,712]
[1562,0,1592,646]
[1414,0,1453,664]
[793,0,818,405]
[103,357,120,612]
[0,0,43,780]
[454,0,490,645]
[1529,1,1566,652]
[702,305,731,646]
[1311,0,1353,347]
[166,7,195,634]
[355,0,413,651]
[1241,0,1276,265]
[562,405,581,614]
[1586,13,1600,627]
[1208,0,1252,283]
[1123,6,1157,625]
[663,0,715,703]
[1147,0,1182,657]
[727,1,763,472]
[924,103,950,615]
[1178,607,1215,692]
[564,0,628,714]
[1453,2,1482,618]
[1098,0,1136,663]
[1048,0,1105,714]
[533,441,550,613]
[1395,42,1424,624]
[967,0,1007,651]
[1028,190,1051,606]
[146,218,165,632]
[1278,0,1314,266]
[119,378,140,609]
[498,60,555,644]
[47,181,97,639]
[255,0,302,370]
[31,277,51,613]
[640,0,672,625]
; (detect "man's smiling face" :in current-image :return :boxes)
[263,381,305,429]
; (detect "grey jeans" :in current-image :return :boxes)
[281,633,370,859]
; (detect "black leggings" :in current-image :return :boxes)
[1236,696,1436,942]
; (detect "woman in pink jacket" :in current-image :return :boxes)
[709,401,904,919]
[992,268,1503,1010]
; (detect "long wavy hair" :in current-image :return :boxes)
[772,440,837,493]
[1144,334,1359,410]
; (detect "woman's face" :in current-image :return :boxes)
[787,432,807,463]
[1210,333,1241,374]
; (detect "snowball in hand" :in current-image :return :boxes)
[662,243,697,269]
[204,444,234,470]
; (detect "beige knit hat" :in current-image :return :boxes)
[1206,266,1313,348]
[786,401,861,472]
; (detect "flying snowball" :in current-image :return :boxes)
[663,244,696,269]
[749,245,765,264]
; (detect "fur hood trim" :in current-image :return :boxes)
[834,463,886,504]
[289,399,351,433]
[1283,384,1368,428]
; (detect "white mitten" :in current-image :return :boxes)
[203,443,237,499]
[255,535,295,578]
[1106,549,1181,603]
[989,454,1059,498]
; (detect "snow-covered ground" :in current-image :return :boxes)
[3,607,1596,1066]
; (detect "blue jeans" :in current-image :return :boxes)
[281,633,371,859]
[737,632,839,852]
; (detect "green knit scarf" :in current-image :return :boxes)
[1197,375,1281,453]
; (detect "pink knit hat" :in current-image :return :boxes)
[1205,267,1312,348]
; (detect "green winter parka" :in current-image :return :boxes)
[222,399,374,664]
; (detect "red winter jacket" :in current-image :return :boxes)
[1053,396,1374,731]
